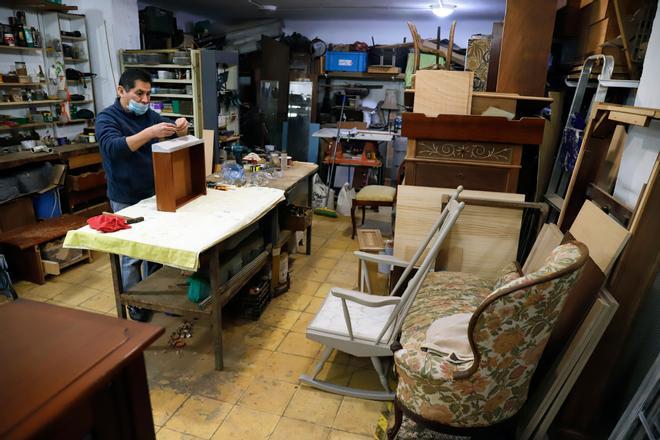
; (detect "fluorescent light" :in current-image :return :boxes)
[431,0,456,17]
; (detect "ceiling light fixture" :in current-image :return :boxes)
[431,0,456,17]
[248,0,278,12]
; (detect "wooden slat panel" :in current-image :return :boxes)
[393,185,524,278]
[413,70,473,116]
[496,0,557,96]
[568,200,630,274]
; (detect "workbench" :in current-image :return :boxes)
[64,162,318,370]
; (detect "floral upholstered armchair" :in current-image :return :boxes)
[389,242,589,438]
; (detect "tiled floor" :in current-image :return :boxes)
[9,211,396,440]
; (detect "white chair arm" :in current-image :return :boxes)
[330,288,402,307]
[353,251,409,267]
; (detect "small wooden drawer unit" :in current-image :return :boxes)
[152,136,207,212]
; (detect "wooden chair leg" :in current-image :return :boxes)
[387,399,403,440]
[351,203,357,239]
[361,206,366,225]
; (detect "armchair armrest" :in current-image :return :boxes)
[331,288,401,307]
[353,251,410,267]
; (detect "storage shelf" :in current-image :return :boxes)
[57,118,92,126]
[0,82,46,88]
[58,13,85,20]
[0,122,54,132]
[160,112,193,118]
[152,79,192,84]
[123,63,191,69]
[151,94,192,99]
[70,99,93,104]
[0,100,61,108]
[319,72,405,81]
[0,45,42,53]
[67,79,95,84]
[61,35,86,41]
[64,57,89,63]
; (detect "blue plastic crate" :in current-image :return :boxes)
[325,51,368,72]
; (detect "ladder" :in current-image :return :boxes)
[544,55,639,218]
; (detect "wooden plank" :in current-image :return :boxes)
[581,17,609,55]
[587,183,632,225]
[568,200,630,275]
[497,0,557,96]
[536,91,565,201]
[608,110,650,126]
[402,112,546,144]
[522,223,564,274]
[202,129,214,177]
[486,21,503,92]
[413,70,473,117]
[595,125,626,192]
[393,185,524,278]
[518,289,618,439]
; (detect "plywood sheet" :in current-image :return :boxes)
[393,185,524,278]
[523,223,564,274]
[568,200,630,274]
[202,129,214,177]
[413,70,473,117]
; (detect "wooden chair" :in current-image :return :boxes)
[407,20,457,73]
[350,162,406,240]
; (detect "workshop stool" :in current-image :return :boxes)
[351,185,396,239]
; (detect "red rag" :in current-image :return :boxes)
[87,214,132,233]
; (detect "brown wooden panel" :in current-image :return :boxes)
[0,197,36,232]
[68,152,102,170]
[497,0,557,96]
[402,112,546,144]
[407,160,513,192]
[153,153,175,212]
[0,215,86,250]
[486,21,503,92]
[172,149,193,203]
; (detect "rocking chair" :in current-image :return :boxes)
[299,192,465,400]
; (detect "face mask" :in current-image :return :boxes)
[128,99,149,115]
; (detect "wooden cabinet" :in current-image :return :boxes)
[0,300,163,439]
[402,112,545,193]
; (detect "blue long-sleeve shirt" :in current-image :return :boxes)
[96,99,171,205]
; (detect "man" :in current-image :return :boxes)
[96,68,189,321]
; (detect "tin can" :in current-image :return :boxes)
[3,33,15,46]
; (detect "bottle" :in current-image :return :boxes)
[37,65,45,83]
[24,27,33,47]
[16,24,26,47]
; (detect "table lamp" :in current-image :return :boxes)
[381,89,399,132]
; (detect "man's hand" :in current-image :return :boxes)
[149,122,178,139]
[174,117,189,136]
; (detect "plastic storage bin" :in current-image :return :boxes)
[32,189,62,220]
[325,51,368,72]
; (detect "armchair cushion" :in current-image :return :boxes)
[355,185,396,202]
[394,243,587,428]
[492,261,523,290]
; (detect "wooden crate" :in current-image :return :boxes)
[152,136,207,212]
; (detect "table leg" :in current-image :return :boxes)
[110,253,127,319]
[208,246,223,370]
[306,175,313,255]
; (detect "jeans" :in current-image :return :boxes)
[110,200,160,291]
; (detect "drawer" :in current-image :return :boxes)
[409,161,515,192]
[67,169,106,192]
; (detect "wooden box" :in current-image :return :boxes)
[152,136,207,212]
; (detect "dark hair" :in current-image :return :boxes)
[119,68,151,90]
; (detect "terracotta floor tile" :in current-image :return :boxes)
[332,397,387,436]
[309,257,340,270]
[291,312,316,334]
[150,387,189,426]
[20,279,72,300]
[270,417,330,440]
[260,351,313,383]
[237,377,297,415]
[294,267,330,282]
[316,248,345,259]
[325,270,357,287]
[187,371,247,405]
[13,280,36,295]
[270,292,313,311]
[78,290,116,314]
[156,427,205,440]
[303,360,354,387]
[241,323,288,351]
[283,387,342,427]
[288,277,321,294]
[164,395,232,439]
[328,429,372,439]
[277,331,321,358]
[211,405,279,439]
[314,282,334,298]
[258,306,302,330]
[325,240,350,251]
[305,297,326,314]
[51,285,101,307]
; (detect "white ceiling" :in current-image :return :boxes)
[141,0,505,23]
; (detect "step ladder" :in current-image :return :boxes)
[544,55,639,218]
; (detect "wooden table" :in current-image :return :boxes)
[0,300,163,439]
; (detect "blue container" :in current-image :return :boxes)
[32,189,62,220]
[325,51,368,72]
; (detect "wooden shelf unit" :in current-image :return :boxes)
[0,99,62,107]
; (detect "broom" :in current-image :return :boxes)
[314,95,347,218]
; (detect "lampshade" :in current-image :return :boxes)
[381,89,399,111]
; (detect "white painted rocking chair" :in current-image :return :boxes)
[300,190,465,401]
